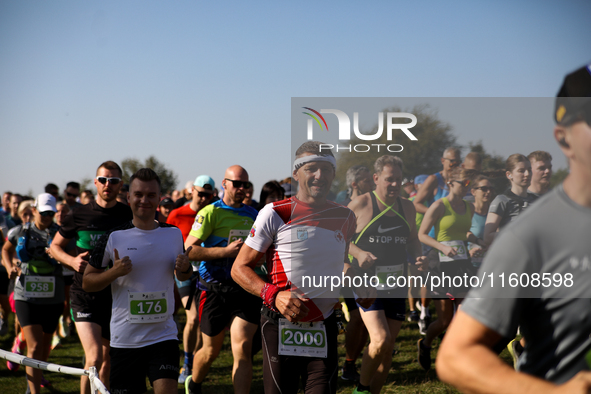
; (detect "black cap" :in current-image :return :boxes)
[159,197,174,206]
[555,63,591,125]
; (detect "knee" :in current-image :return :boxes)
[369,333,393,355]
[198,346,220,365]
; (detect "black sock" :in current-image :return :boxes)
[357,383,370,392]
[188,379,202,394]
[345,359,355,368]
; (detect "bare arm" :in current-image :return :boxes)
[418,200,454,256]
[413,175,437,214]
[82,248,132,292]
[437,310,591,394]
[401,199,429,270]
[232,243,310,322]
[184,235,243,261]
[2,241,19,279]
[483,212,502,247]
[49,232,89,273]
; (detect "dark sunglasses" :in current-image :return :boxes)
[224,179,252,189]
[452,179,471,187]
[96,177,122,185]
[473,186,493,193]
[443,158,461,164]
[40,211,56,217]
[66,192,79,198]
[197,191,213,198]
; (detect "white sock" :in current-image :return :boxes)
[420,307,427,320]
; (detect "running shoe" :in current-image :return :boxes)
[352,387,370,394]
[417,338,432,371]
[340,363,360,381]
[51,334,61,350]
[407,310,419,322]
[41,375,52,388]
[0,316,8,336]
[58,316,69,338]
[184,375,202,394]
[7,334,25,371]
[178,364,191,384]
[507,338,524,369]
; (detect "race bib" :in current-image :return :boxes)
[24,276,55,298]
[375,264,404,291]
[228,229,249,244]
[278,318,328,358]
[439,240,468,262]
[128,291,168,324]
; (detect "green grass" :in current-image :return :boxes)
[0,310,513,393]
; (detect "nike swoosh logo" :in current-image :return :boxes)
[377,225,403,233]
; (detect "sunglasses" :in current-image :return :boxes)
[451,179,471,187]
[66,192,79,198]
[224,179,252,189]
[443,158,461,164]
[96,177,122,185]
[473,186,493,193]
[40,211,56,217]
[197,191,213,198]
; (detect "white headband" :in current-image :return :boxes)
[293,154,337,173]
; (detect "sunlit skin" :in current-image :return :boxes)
[293,155,335,205]
[529,159,552,194]
[55,203,70,226]
[413,150,461,215]
[10,195,22,217]
[128,179,160,226]
[223,166,249,208]
[2,193,11,212]
[94,168,122,207]
[19,207,33,225]
[467,179,494,257]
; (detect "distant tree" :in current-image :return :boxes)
[550,168,569,189]
[80,178,93,191]
[121,156,178,194]
[334,104,457,192]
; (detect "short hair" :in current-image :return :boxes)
[66,181,80,190]
[44,183,59,193]
[96,161,123,177]
[345,165,370,188]
[82,190,94,198]
[506,153,529,173]
[295,141,335,159]
[470,174,491,188]
[443,147,461,158]
[257,181,285,211]
[374,155,403,175]
[17,200,33,216]
[527,150,552,163]
[465,152,483,166]
[130,168,161,192]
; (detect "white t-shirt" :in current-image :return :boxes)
[91,221,183,348]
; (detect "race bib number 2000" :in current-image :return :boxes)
[278,319,327,358]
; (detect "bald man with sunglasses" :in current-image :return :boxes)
[183,165,259,394]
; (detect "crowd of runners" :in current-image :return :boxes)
[1,64,591,394]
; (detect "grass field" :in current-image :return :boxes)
[0,309,513,393]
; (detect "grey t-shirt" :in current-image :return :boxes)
[462,185,591,383]
[8,223,64,304]
[488,191,537,229]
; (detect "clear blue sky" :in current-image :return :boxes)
[1,0,590,197]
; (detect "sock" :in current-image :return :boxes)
[188,379,202,394]
[357,383,370,392]
[345,359,355,370]
[184,351,193,368]
[420,307,427,320]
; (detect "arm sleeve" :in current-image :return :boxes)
[188,206,213,241]
[58,210,77,239]
[488,195,507,217]
[89,231,112,269]
[244,204,279,253]
[461,227,531,338]
[7,225,22,245]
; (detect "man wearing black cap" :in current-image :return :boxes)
[437,64,591,392]
[158,197,174,223]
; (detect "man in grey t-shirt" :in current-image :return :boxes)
[437,64,591,393]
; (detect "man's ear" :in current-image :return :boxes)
[554,125,573,159]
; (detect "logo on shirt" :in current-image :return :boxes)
[297,229,308,241]
[197,215,204,224]
[250,226,256,238]
[334,230,344,243]
[377,225,403,234]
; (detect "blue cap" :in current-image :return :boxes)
[194,175,215,190]
[414,174,428,185]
